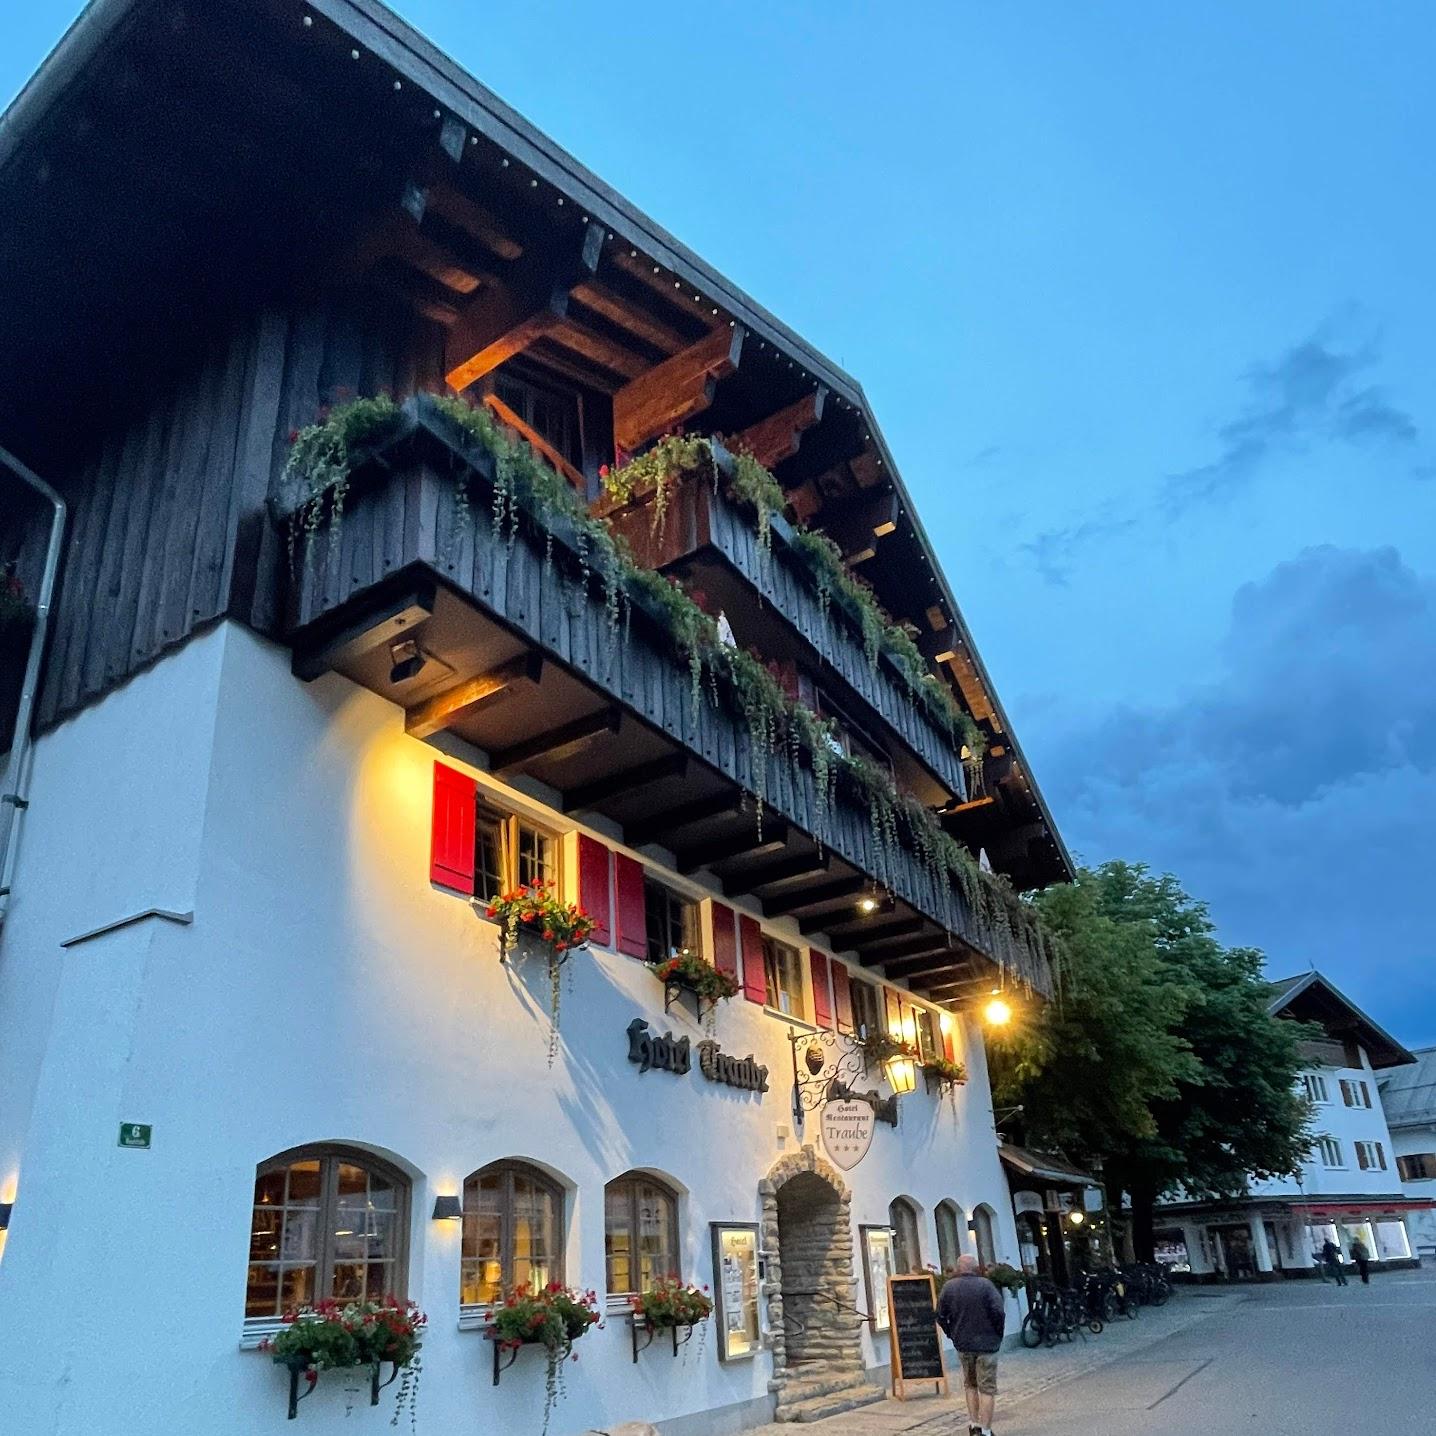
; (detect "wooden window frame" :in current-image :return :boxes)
[1318,1136,1344,1168]
[1303,1074,1330,1105]
[762,935,806,1020]
[850,978,881,1040]
[935,1200,963,1272]
[914,1008,938,1063]
[1397,1152,1436,1180]
[889,1197,922,1275]
[603,1171,680,1298]
[643,878,698,964]
[246,1144,411,1323]
[474,801,561,905]
[461,1159,565,1309]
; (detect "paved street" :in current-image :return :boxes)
[749,1269,1436,1435]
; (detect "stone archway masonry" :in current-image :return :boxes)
[759,1145,883,1422]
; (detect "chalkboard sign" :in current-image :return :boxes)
[887,1274,948,1400]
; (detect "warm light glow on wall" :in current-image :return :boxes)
[938,1012,953,1035]
[984,998,1013,1027]
[0,1173,16,1205]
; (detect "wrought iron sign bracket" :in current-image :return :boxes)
[787,1029,898,1132]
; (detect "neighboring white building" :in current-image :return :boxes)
[1154,972,1430,1280]
[1377,1045,1436,1257]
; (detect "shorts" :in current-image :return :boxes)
[958,1351,998,1395]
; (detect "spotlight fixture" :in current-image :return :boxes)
[389,638,427,685]
[857,896,879,915]
[432,1194,462,1221]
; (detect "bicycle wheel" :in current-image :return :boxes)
[1151,1282,1171,1307]
[1020,1311,1045,1349]
[1087,1317,1104,1335]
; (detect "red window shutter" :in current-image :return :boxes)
[810,950,833,1028]
[942,1019,957,1064]
[430,762,477,895]
[740,915,766,1005]
[614,853,648,959]
[577,835,612,947]
[712,902,738,981]
[831,962,853,1032]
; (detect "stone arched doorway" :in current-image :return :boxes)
[760,1146,875,1420]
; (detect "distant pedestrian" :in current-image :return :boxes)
[1321,1237,1348,1286]
[1311,1249,1330,1283]
[1351,1237,1371,1285]
[937,1254,1006,1436]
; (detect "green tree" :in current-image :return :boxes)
[990,862,1313,1260]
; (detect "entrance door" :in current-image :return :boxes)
[1211,1224,1255,1281]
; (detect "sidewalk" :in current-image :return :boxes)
[743,1290,1244,1435]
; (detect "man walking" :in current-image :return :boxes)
[1350,1236,1371,1285]
[937,1254,1006,1436]
[1321,1236,1348,1286]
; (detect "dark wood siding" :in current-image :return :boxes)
[0,293,444,735]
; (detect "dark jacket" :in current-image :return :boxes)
[936,1272,1006,1354]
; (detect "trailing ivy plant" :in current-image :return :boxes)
[283,393,1051,991]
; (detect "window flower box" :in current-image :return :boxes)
[486,1285,602,1436]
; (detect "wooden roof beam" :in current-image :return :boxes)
[564,753,688,812]
[444,221,605,392]
[488,704,621,775]
[761,874,864,916]
[570,280,692,355]
[730,849,829,894]
[625,791,745,848]
[728,389,828,470]
[612,324,746,453]
[816,489,900,566]
[677,821,789,875]
[404,652,544,740]
[481,394,585,490]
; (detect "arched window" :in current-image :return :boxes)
[247,1146,409,1319]
[890,1197,923,1274]
[461,1160,564,1307]
[935,1200,964,1273]
[604,1172,680,1296]
[972,1204,996,1268]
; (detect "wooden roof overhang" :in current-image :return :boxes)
[279,402,1052,1002]
[0,0,1072,891]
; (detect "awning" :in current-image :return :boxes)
[1292,1199,1435,1222]
[999,1144,1100,1188]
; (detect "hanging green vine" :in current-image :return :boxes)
[283,392,1049,991]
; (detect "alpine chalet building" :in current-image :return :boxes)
[0,3,1072,1432]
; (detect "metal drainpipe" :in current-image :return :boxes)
[0,444,66,931]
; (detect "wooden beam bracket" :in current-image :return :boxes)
[404,652,544,740]
[488,705,621,775]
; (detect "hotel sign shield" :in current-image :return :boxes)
[821,1097,875,1171]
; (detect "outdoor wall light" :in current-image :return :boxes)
[983,998,1013,1027]
[1068,1210,1086,1227]
[857,896,879,915]
[887,1057,918,1095]
[0,1202,11,1231]
[431,1195,462,1221]
[389,638,427,685]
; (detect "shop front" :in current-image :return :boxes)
[1001,1146,1108,1288]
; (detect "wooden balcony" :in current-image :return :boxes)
[276,398,1052,1000]
[594,458,969,808]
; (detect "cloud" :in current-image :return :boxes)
[1020,511,1139,587]
[1031,545,1436,1041]
[1018,323,1422,586]
[1163,331,1418,514]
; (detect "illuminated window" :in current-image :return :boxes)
[914,1008,938,1062]
[246,1147,408,1320]
[461,1161,563,1307]
[604,1173,679,1296]
[762,936,806,1018]
[644,879,697,963]
[474,803,557,903]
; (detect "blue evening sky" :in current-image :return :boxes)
[7,3,1435,1040]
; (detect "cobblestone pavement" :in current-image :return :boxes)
[744,1286,1241,1436]
[747,1267,1436,1434]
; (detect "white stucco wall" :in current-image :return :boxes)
[0,623,1024,1435]
[1388,1124,1436,1254]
